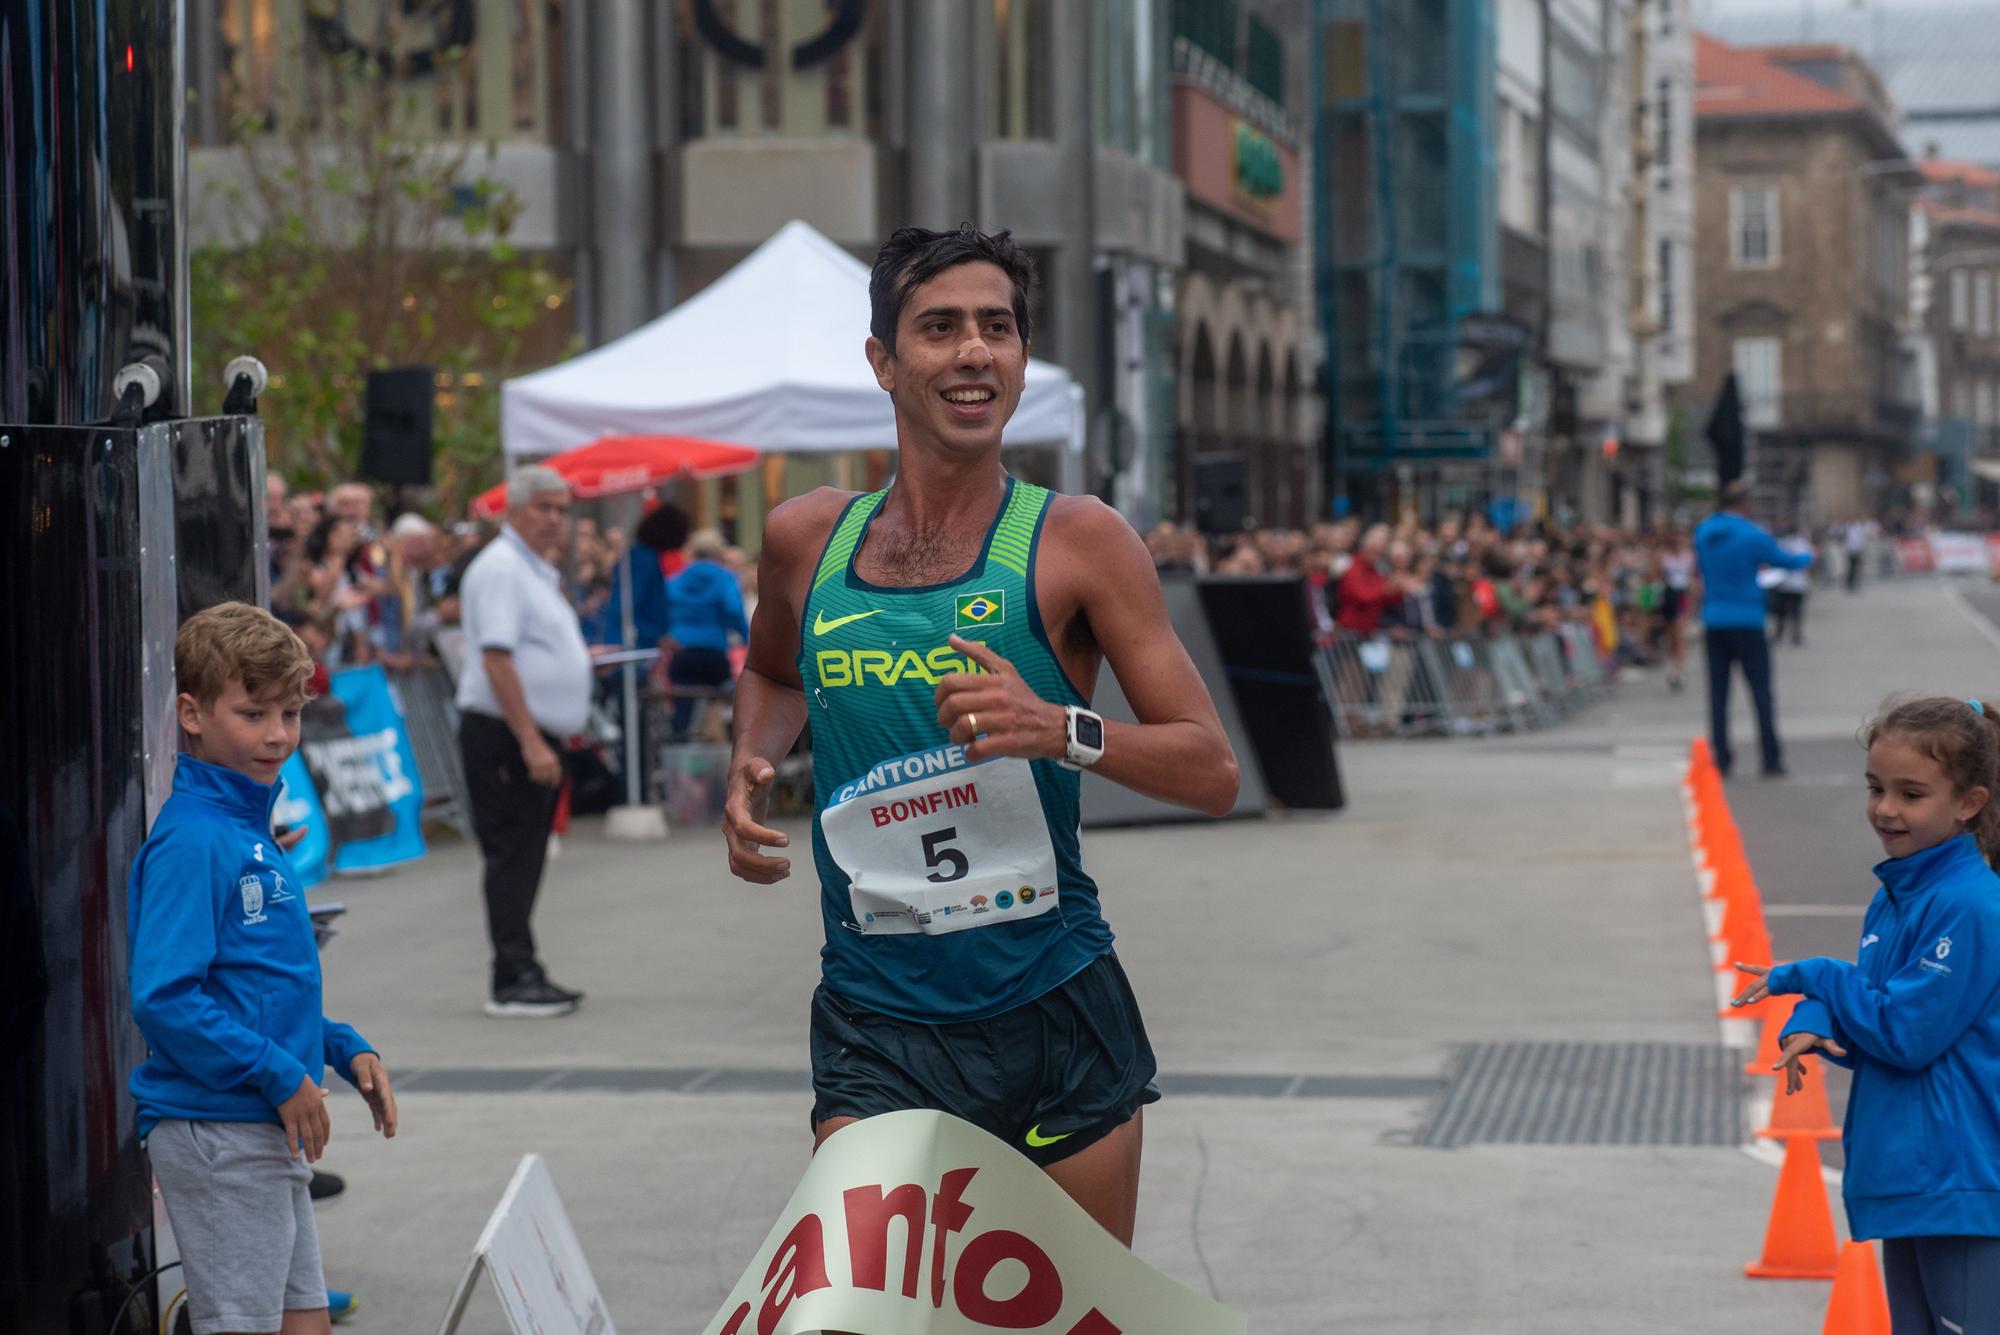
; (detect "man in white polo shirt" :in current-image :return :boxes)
[456,466,593,1016]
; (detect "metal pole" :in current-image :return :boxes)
[590,0,654,341]
[618,498,641,809]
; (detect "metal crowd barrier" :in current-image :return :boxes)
[388,663,473,837]
[1317,626,1615,740]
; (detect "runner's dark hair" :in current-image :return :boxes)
[869,224,1037,353]
[1863,694,2000,867]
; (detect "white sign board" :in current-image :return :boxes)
[699,1110,1246,1335]
[445,1153,615,1335]
[1932,531,1988,575]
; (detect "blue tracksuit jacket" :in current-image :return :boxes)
[128,755,375,1138]
[1694,511,1813,629]
[1775,834,2000,1239]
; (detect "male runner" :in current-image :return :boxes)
[723,225,1238,1245]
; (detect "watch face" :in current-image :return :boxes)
[1074,712,1104,749]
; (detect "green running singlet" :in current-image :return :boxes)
[797,477,1113,1022]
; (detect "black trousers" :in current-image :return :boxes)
[1768,590,1805,645]
[459,710,562,985]
[667,646,732,739]
[1705,626,1781,774]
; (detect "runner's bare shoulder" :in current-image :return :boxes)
[1038,492,1153,580]
[761,487,863,572]
[758,487,867,607]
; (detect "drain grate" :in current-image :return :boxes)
[1416,1042,1744,1148]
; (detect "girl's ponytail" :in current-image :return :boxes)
[1976,701,2000,869]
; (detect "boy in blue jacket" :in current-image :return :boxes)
[130,602,397,1335]
[1735,695,2000,1330]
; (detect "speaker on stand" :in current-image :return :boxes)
[361,366,436,515]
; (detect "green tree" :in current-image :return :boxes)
[192,13,571,517]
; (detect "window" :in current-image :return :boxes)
[1174,0,1237,69]
[1981,273,1996,338]
[1734,337,1782,428]
[1246,16,1284,107]
[1953,270,1971,331]
[1659,239,1675,333]
[1731,185,1779,268]
[1980,381,1996,427]
[1656,78,1672,167]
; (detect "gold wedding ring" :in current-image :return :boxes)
[967,712,979,737]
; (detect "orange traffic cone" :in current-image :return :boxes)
[1746,1135,1840,1279]
[1820,1240,1891,1335]
[1745,997,1802,1076]
[1757,1058,1842,1142]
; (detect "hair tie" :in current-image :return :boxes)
[1972,699,1986,717]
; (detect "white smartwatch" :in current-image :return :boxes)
[1058,705,1106,771]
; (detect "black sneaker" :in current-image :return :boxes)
[485,970,583,1017]
[308,1170,346,1201]
[1761,765,1788,778]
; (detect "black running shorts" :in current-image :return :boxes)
[808,951,1161,1168]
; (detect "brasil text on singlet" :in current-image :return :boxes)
[798,479,1114,1023]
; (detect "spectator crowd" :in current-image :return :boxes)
[1146,514,1711,682]
[263,474,756,683]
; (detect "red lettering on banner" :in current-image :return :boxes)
[843,1182,928,1299]
[718,1301,753,1334]
[1065,1310,1122,1334]
[872,805,890,827]
[757,1213,832,1335]
[949,782,977,808]
[929,1167,978,1308]
[952,1228,1064,1328]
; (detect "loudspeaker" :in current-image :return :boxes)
[361,366,435,486]
[1191,456,1246,534]
[1195,575,1344,810]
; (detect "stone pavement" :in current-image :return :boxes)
[306,574,1994,1333]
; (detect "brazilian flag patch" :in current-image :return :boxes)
[954,590,1005,631]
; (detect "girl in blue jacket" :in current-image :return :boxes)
[1735,695,2000,1331]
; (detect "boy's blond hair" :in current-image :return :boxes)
[175,602,315,706]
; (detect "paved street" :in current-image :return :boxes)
[306,573,1998,1334]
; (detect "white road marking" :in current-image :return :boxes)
[1941,578,2000,656]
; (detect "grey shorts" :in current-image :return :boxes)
[146,1119,328,1334]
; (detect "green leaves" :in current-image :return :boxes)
[192,28,573,515]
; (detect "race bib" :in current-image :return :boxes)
[820,742,1059,936]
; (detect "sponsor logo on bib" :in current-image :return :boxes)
[996,890,1015,910]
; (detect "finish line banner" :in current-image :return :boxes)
[277,665,427,883]
[699,1110,1245,1335]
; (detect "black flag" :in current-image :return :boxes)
[1706,372,1746,486]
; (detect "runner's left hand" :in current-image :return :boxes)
[276,823,308,852]
[350,1052,398,1138]
[934,635,1065,763]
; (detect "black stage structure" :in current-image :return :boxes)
[3,3,268,1329]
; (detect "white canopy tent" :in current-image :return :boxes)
[501,220,1084,462]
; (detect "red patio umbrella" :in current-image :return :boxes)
[470,434,759,517]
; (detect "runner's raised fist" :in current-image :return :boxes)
[724,756,791,883]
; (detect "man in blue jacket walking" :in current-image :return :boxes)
[1695,481,1814,776]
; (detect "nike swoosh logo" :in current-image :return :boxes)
[813,608,883,636]
[1024,1124,1072,1148]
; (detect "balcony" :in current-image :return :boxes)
[1747,392,1921,440]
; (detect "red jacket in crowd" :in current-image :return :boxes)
[1335,557,1394,634]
